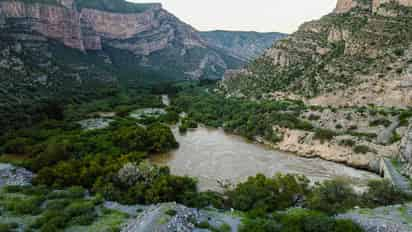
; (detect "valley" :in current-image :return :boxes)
[152,126,380,192]
[1,0,412,232]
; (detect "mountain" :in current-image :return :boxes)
[0,0,248,131]
[220,0,412,108]
[199,30,287,61]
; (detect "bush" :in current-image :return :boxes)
[239,218,280,232]
[3,137,34,154]
[146,123,179,153]
[308,179,358,215]
[353,145,372,154]
[4,197,43,215]
[362,180,407,207]
[338,139,356,147]
[226,174,310,213]
[0,223,18,232]
[313,129,338,142]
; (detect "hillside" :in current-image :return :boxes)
[199,30,287,61]
[220,0,412,108]
[0,0,247,132]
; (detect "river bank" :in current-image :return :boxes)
[151,126,380,192]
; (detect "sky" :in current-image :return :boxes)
[129,0,337,34]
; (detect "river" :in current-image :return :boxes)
[151,126,380,192]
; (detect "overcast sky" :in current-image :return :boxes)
[129,0,337,33]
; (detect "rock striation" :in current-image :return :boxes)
[200,30,287,61]
[221,0,412,106]
[0,0,244,81]
[335,0,412,13]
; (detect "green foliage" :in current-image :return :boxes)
[146,123,179,153]
[0,223,18,232]
[3,196,44,215]
[179,117,198,133]
[362,180,407,207]
[353,145,372,154]
[308,179,358,215]
[369,118,391,127]
[313,129,338,142]
[173,89,309,142]
[226,174,310,213]
[240,209,363,232]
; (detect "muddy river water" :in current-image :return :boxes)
[151,126,380,191]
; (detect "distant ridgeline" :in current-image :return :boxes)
[220,0,412,107]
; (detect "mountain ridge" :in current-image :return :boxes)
[220,0,412,108]
[200,30,287,61]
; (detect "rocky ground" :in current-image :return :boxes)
[0,163,33,187]
[272,107,405,172]
[120,202,240,232]
[78,118,115,130]
[339,203,412,232]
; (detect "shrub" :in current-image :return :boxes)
[226,174,310,212]
[0,223,18,232]
[3,137,34,154]
[308,178,358,215]
[308,114,321,121]
[165,209,177,216]
[339,139,356,147]
[362,180,407,207]
[4,197,43,215]
[313,129,338,142]
[353,145,372,154]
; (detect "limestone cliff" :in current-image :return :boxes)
[221,0,412,108]
[0,0,247,132]
[335,0,412,13]
[0,0,244,81]
[199,30,287,61]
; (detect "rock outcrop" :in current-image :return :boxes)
[200,30,287,61]
[0,163,33,187]
[400,123,412,178]
[335,0,412,13]
[0,0,244,81]
[121,202,240,232]
[339,203,412,232]
[220,0,412,107]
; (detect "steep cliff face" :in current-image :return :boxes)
[199,30,287,61]
[335,0,412,13]
[0,0,244,81]
[221,0,412,107]
[0,0,248,132]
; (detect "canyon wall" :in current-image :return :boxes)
[335,0,412,13]
[0,0,200,55]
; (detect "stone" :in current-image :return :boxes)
[0,163,33,188]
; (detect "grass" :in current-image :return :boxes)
[0,186,128,231]
[65,209,128,232]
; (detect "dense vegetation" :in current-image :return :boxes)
[173,86,311,142]
[1,83,411,231]
[0,185,127,231]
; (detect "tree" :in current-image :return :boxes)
[308,178,358,215]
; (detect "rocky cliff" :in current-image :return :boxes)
[0,0,247,132]
[335,0,412,13]
[220,0,412,108]
[199,30,287,61]
[0,0,244,81]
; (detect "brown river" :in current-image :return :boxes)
[151,126,380,192]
